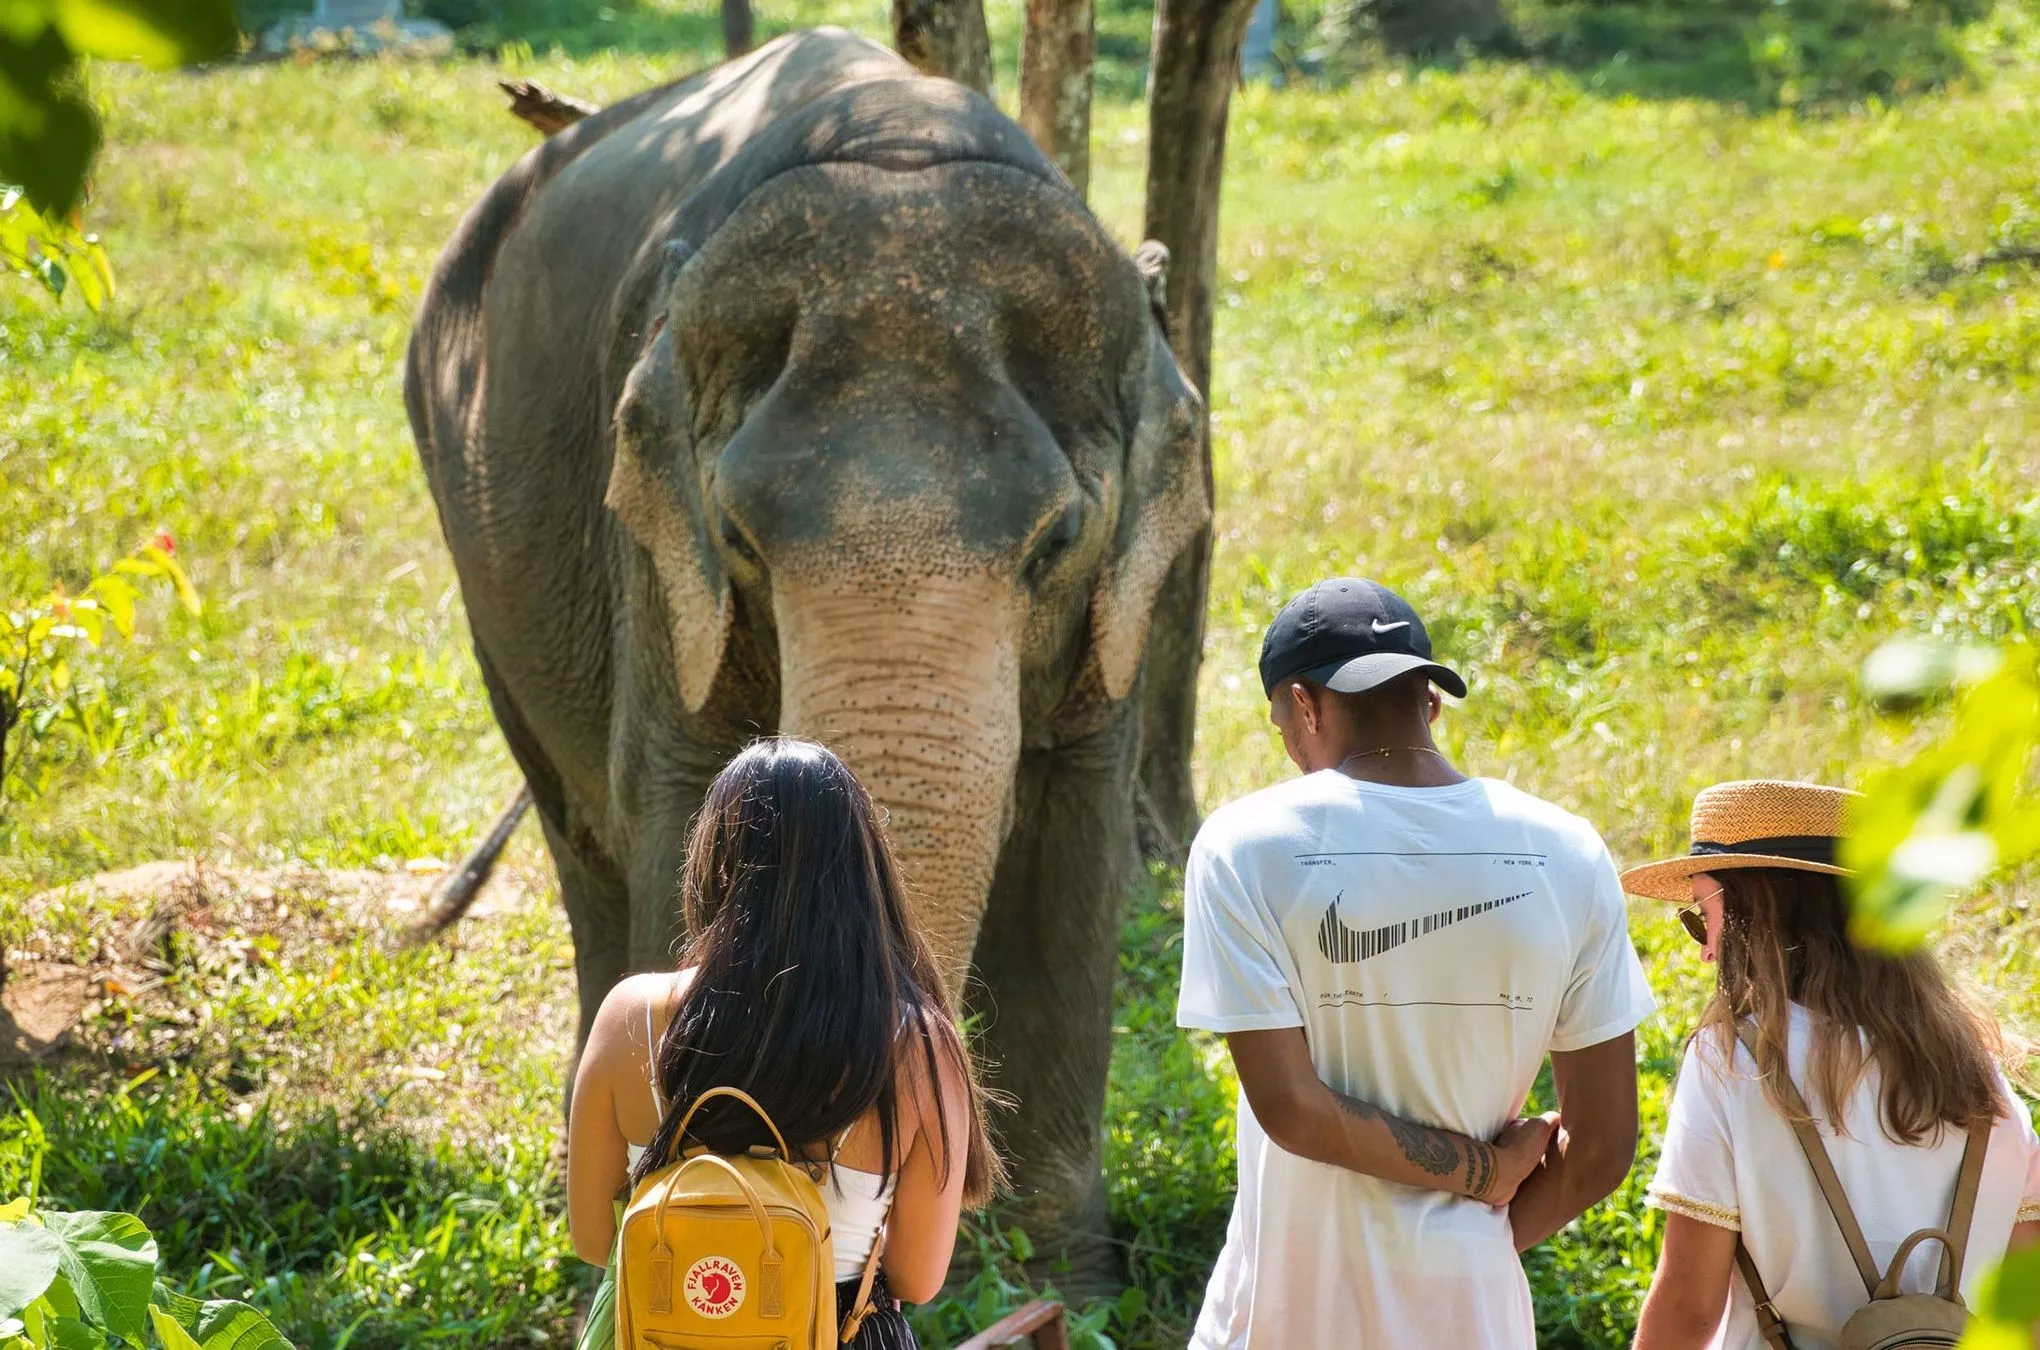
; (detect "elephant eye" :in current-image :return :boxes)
[716,505,763,569]
[1023,499,1084,586]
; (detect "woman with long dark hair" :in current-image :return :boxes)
[565,737,1002,1349]
[1624,781,2040,1350]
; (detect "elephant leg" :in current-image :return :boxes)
[966,714,1140,1296]
[536,808,632,1058]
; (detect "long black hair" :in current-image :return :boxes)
[631,737,1000,1203]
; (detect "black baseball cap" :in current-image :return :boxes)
[1258,578,1467,701]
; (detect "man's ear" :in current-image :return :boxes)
[604,314,731,713]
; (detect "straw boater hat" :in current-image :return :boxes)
[1620,780,1861,902]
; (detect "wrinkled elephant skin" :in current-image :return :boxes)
[403,28,1208,1279]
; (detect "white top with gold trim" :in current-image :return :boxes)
[1648,1001,2040,1350]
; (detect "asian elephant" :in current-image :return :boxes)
[403,28,1209,1272]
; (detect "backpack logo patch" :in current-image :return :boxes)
[684,1257,746,1319]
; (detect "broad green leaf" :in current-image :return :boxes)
[0,26,100,217]
[1845,661,2040,951]
[1974,1244,2040,1322]
[187,1300,292,1350]
[0,1226,63,1319]
[39,1211,156,1343]
[1861,638,2002,710]
[86,574,136,639]
[149,1306,202,1350]
[53,0,236,67]
[45,1314,107,1350]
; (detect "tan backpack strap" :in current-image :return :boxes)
[1935,1114,1991,1299]
[1734,1241,1796,1350]
[837,1223,887,1345]
[1734,1022,1881,1297]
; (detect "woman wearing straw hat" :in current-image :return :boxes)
[1625,781,2040,1350]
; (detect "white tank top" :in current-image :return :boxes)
[632,994,897,1281]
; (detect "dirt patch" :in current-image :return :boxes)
[4,858,539,1068]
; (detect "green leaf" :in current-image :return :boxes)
[45,1314,108,1350]
[149,1306,201,1350]
[1845,661,2040,951]
[86,574,136,640]
[186,1300,292,1350]
[1974,1244,2040,1323]
[0,24,101,218]
[0,1226,63,1319]
[51,0,236,67]
[38,1211,157,1343]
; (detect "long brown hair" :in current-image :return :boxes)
[631,737,1004,1204]
[1700,867,2005,1145]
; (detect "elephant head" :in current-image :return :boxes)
[601,89,1207,989]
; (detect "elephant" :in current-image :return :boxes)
[402,27,1210,1274]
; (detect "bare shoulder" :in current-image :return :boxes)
[588,970,690,1059]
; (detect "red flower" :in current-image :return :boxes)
[153,531,176,556]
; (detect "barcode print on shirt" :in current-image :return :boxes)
[1316,889,1533,964]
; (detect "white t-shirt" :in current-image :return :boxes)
[1177,771,1657,1350]
[1648,1002,2040,1350]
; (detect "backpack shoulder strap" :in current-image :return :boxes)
[1734,1241,1796,1350]
[1734,1021,1881,1297]
[837,1224,886,1345]
[1937,1114,1991,1299]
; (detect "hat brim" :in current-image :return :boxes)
[1302,652,1468,699]
[1619,852,1850,903]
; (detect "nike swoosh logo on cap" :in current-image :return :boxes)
[1370,619,1411,635]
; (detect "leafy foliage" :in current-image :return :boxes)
[0,0,235,218]
[0,187,112,308]
[1,538,200,813]
[0,1196,295,1350]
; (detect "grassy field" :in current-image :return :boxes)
[6,0,2040,1344]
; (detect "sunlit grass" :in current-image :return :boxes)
[4,8,2038,1346]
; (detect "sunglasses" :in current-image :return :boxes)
[1677,884,1725,946]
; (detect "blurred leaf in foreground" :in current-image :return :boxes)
[1,0,235,237]
[0,185,114,307]
[1843,640,2040,951]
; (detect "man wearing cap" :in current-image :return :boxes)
[1177,578,1657,1348]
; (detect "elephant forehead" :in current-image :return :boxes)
[677,161,1145,361]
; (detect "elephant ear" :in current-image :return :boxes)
[605,302,731,713]
[1090,324,1211,702]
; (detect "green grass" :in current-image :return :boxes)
[6,1,2040,1344]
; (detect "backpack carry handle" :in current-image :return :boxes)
[668,1086,794,1164]
[1875,1229,1962,1304]
[651,1152,780,1260]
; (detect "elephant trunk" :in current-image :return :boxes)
[773,572,1021,995]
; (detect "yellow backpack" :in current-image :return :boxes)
[614,1087,886,1350]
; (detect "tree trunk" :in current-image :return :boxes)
[1019,0,1094,196]
[721,0,754,58]
[892,0,994,96]
[1134,0,1258,854]
[1142,0,1258,397]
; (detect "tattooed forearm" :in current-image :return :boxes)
[1333,1092,1465,1181]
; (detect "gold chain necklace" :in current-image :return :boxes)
[1340,746,1450,765]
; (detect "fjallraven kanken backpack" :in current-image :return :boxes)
[614,1087,885,1350]
[1732,1024,1990,1350]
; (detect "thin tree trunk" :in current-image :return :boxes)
[1134,0,1258,853]
[1019,0,1094,196]
[1142,0,1258,396]
[721,0,754,58]
[892,0,994,96]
